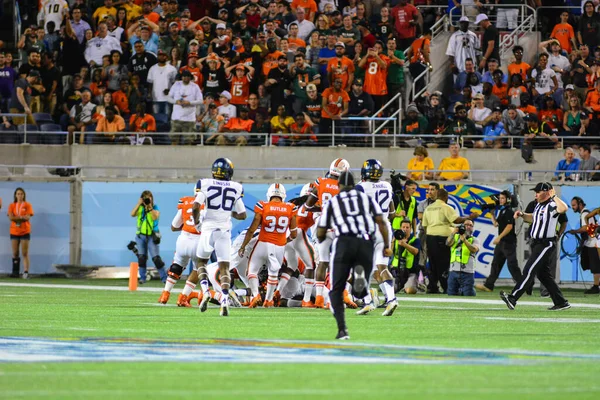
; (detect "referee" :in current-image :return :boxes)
[317,171,392,340]
[500,182,571,311]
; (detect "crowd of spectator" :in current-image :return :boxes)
[0,0,599,148]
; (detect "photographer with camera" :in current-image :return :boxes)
[422,188,479,294]
[572,197,600,294]
[130,190,167,284]
[392,179,418,234]
[446,220,480,296]
[391,219,420,294]
[476,191,522,292]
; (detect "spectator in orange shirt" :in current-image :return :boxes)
[539,96,564,132]
[327,42,355,90]
[226,63,254,107]
[320,77,350,144]
[508,74,529,108]
[291,0,318,22]
[585,79,600,118]
[285,113,317,146]
[491,70,509,106]
[217,106,253,146]
[7,188,34,279]
[129,103,156,144]
[551,11,577,54]
[95,106,126,143]
[112,80,130,116]
[507,46,530,83]
[287,23,307,52]
[359,41,391,112]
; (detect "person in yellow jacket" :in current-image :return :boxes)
[445,220,480,296]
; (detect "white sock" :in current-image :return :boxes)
[315,281,324,297]
[266,275,278,301]
[181,280,196,297]
[213,291,222,303]
[384,280,396,302]
[303,278,314,302]
[164,277,177,293]
[234,288,247,297]
[276,273,290,293]
[199,279,210,294]
[379,283,387,303]
[323,287,330,304]
[248,275,259,297]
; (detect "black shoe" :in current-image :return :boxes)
[584,285,600,294]
[539,289,550,298]
[548,302,571,311]
[500,291,516,310]
[525,286,533,296]
[426,289,441,294]
[335,329,350,340]
[352,265,367,299]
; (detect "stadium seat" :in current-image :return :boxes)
[33,113,54,125]
[40,124,65,145]
[17,124,40,144]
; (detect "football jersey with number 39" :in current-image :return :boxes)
[356,180,393,213]
[255,200,298,246]
[176,196,203,235]
[194,178,245,231]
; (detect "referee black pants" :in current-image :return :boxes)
[426,235,451,293]
[484,241,522,290]
[330,236,374,331]
[509,239,567,306]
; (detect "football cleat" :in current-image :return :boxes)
[499,291,516,310]
[220,298,229,316]
[158,290,170,304]
[176,293,191,307]
[199,291,211,312]
[315,295,326,308]
[301,301,316,308]
[249,295,262,308]
[352,265,368,298]
[382,299,398,317]
[263,300,275,308]
[370,288,380,308]
[335,329,350,340]
[188,291,201,306]
[356,302,376,315]
[229,292,242,308]
[273,290,281,307]
[343,290,358,309]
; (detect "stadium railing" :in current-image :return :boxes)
[2,164,598,184]
[447,4,536,29]
[1,128,599,149]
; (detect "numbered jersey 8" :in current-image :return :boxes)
[255,200,298,246]
[314,177,339,209]
[194,179,245,231]
[176,196,203,235]
[356,180,393,213]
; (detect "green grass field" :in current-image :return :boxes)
[1,278,600,400]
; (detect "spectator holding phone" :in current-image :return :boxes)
[7,188,33,279]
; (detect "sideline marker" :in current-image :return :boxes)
[129,262,139,291]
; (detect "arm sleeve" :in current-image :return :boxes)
[234,198,246,213]
[171,209,184,228]
[318,202,330,228]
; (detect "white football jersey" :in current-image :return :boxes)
[356,180,394,213]
[230,228,260,285]
[39,0,69,33]
[194,178,245,231]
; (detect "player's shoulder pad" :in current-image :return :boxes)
[355,183,365,192]
[195,179,203,193]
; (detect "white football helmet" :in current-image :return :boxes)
[329,158,350,178]
[300,183,312,197]
[267,183,287,201]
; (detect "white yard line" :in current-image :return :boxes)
[1,282,600,309]
[483,317,600,323]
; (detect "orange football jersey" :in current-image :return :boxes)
[177,196,201,235]
[296,204,315,231]
[229,74,252,105]
[314,176,339,208]
[363,54,391,96]
[255,200,298,246]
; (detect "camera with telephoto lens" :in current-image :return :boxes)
[478,190,519,212]
[457,224,466,235]
[143,197,151,205]
[394,229,405,240]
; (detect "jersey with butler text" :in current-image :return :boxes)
[194,178,245,231]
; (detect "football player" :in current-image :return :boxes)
[193,158,246,316]
[355,159,398,316]
[239,183,298,308]
[277,183,319,307]
[304,158,351,309]
[158,196,204,306]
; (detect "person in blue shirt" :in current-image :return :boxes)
[554,147,582,180]
[454,57,482,92]
[476,107,506,148]
[482,58,508,85]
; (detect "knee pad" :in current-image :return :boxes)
[168,263,184,279]
[137,255,148,269]
[152,255,165,270]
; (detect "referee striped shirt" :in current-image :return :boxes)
[319,189,382,239]
[530,199,560,239]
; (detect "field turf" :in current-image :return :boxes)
[1,278,599,400]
